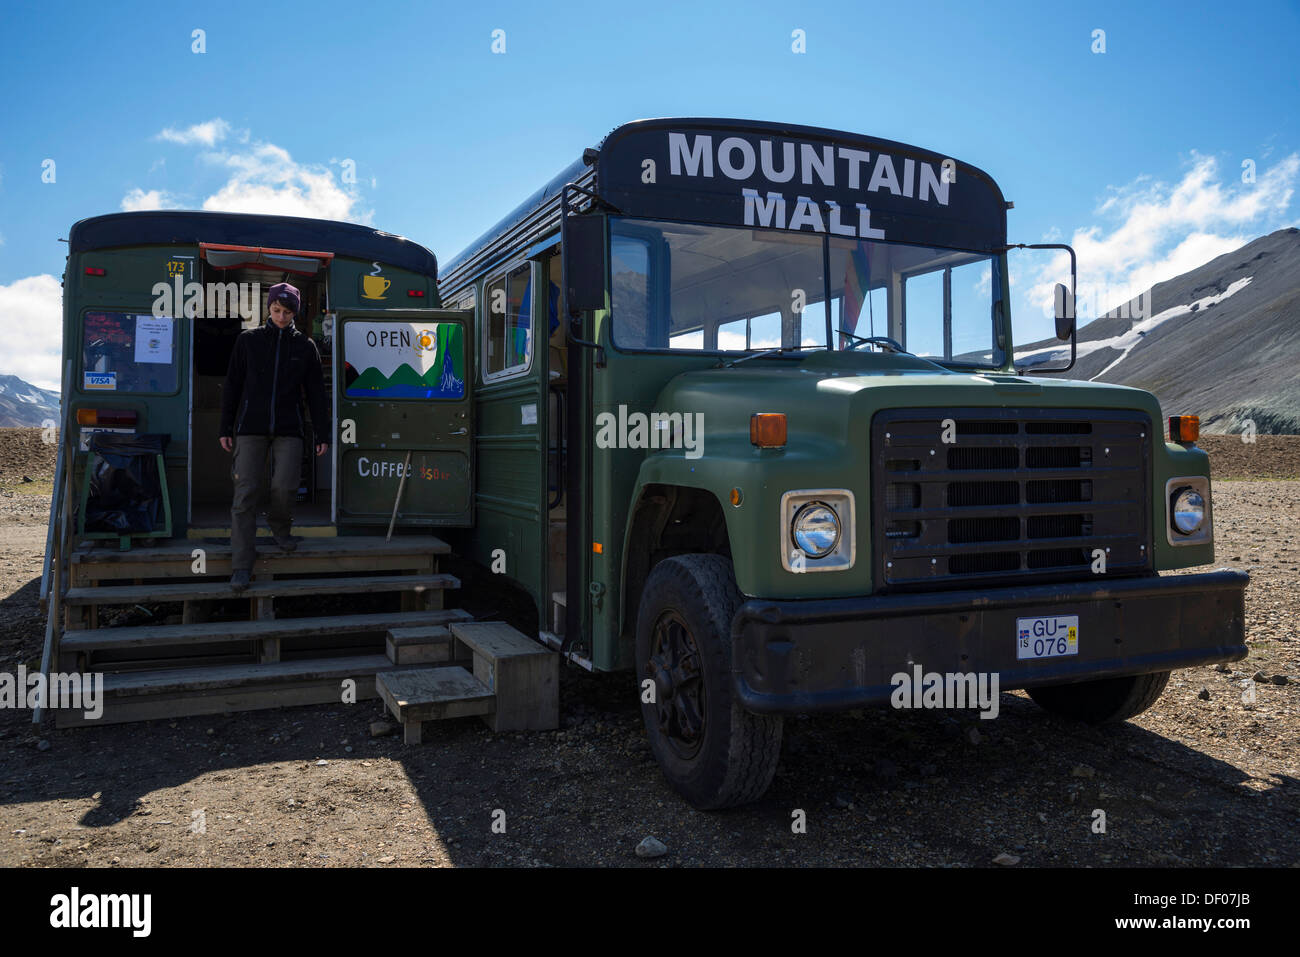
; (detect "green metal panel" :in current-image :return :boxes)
[65,244,195,533]
[334,308,473,528]
[462,265,550,623]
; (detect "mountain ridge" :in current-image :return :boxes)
[0,374,59,428]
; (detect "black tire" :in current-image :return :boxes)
[635,554,783,809]
[1027,670,1171,725]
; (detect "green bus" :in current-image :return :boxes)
[61,210,472,538]
[439,117,1248,808]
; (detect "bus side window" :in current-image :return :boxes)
[484,262,532,380]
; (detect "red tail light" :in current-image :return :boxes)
[76,408,138,427]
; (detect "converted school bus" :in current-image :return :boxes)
[40,211,516,734]
[62,211,470,533]
[437,117,1248,808]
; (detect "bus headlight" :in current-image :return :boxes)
[792,502,840,557]
[1171,487,1205,535]
[1165,476,1211,546]
[780,489,855,571]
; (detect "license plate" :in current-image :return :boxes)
[1017,615,1079,660]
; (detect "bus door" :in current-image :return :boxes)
[333,308,474,528]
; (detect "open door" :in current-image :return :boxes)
[333,308,473,528]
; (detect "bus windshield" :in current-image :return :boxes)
[609,217,1005,368]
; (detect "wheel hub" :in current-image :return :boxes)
[646,611,706,759]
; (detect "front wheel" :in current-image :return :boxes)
[1027,670,1171,724]
[636,554,783,809]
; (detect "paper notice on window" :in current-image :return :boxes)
[134,315,173,364]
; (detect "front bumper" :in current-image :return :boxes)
[732,570,1249,714]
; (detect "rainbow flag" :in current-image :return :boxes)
[841,242,872,346]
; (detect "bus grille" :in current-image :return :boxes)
[871,408,1152,589]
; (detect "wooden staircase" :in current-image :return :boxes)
[53,535,471,728]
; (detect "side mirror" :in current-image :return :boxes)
[1054,282,1076,340]
[563,215,606,317]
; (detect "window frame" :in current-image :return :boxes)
[603,216,1008,370]
[78,308,182,397]
[479,258,535,384]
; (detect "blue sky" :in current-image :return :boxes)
[1,0,1296,388]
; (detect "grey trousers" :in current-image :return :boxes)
[230,435,302,571]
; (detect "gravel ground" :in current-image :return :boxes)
[0,428,1296,867]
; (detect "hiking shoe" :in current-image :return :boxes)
[272,533,301,551]
[230,569,252,592]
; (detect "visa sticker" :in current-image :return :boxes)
[84,372,117,390]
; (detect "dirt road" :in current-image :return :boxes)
[0,430,1295,867]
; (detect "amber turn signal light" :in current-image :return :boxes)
[1168,415,1199,443]
[750,413,787,448]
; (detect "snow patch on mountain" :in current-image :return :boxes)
[1014,275,1253,371]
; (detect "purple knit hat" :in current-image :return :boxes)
[268,282,301,314]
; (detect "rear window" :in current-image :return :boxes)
[81,312,179,394]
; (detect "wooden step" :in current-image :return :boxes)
[449,622,558,732]
[65,573,459,606]
[73,534,451,564]
[60,608,473,654]
[451,621,550,663]
[103,654,397,696]
[53,654,399,728]
[70,535,450,583]
[185,524,337,540]
[386,626,454,665]
[376,666,494,744]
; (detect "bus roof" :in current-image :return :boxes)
[68,210,438,278]
[439,117,1008,296]
[438,156,592,296]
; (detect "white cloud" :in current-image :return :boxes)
[156,119,231,147]
[121,188,181,211]
[0,275,64,390]
[1019,151,1299,331]
[134,119,368,223]
[199,141,366,222]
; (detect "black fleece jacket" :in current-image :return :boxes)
[219,322,330,441]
